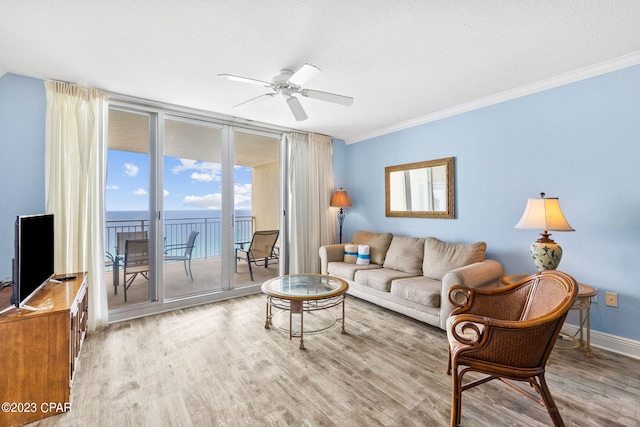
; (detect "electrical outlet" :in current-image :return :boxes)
[591,292,598,304]
[605,292,618,307]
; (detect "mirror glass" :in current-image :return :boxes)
[385,157,454,218]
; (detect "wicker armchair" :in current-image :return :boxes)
[446,270,578,427]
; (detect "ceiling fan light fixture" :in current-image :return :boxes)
[279,87,292,98]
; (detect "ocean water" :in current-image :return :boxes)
[106,210,252,221]
[106,210,253,258]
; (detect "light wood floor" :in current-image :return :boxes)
[30,294,640,427]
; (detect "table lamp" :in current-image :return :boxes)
[514,192,575,271]
[330,187,352,243]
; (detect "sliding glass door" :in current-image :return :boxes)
[162,117,223,299]
[106,102,285,320]
[106,107,155,310]
[232,129,282,287]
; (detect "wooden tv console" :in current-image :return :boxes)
[0,273,88,426]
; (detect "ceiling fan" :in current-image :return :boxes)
[218,64,354,121]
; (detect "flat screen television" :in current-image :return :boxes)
[11,213,55,309]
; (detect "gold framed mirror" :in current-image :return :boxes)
[385,157,455,218]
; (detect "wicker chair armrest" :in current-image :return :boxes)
[451,314,553,347]
[448,285,471,310]
[450,314,491,348]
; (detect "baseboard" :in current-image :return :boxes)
[562,323,640,360]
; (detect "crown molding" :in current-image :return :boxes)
[346,51,640,145]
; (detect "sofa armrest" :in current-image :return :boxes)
[319,244,346,275]
[439,259,504,329]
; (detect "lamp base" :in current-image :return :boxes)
[530,241,563,271]
[337,208,345,244]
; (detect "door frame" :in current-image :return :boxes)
[107,99,290,323]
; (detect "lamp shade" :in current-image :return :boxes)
[330,188,352,208]
[514,197,574,232]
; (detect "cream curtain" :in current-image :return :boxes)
[44,81,109,331]
[286,132,336,274]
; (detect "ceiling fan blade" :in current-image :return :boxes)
[301,89,354,106]
[288,64,322,86]
[286,96,308,121]
[218,74,272,88]
[233,93,275,109]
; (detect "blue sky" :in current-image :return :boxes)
[106,150,252,212]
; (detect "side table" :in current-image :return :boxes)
[500,274,596,357]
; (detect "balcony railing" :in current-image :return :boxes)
[105,215,254,266]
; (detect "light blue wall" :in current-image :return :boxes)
[0,74,46,281]
[339,65,640,341]
[2,69,639,342]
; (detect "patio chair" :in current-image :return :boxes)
[123,238,150,302]
[110,231,148,295]
[164,230,199,280]
[235,230,279,281]
[446,270,578,427]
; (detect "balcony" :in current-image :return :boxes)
[106,215,279,309]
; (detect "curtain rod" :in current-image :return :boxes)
[46,79,334,140]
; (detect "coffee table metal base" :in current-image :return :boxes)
[264,295,346,350]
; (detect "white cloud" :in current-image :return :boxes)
[171,159,199,173]
[191,172,215,182]
[124,162,139,177]
[172,159,221,182]
[164,189,170,196]
[133,188,147,196]
[183,193,221,209]
[233,183,252,209]
[234,183,252,195]
[106,184,119,190]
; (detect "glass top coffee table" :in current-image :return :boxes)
[261,274,348,350]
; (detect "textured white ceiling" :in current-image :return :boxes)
[1,0,640,144]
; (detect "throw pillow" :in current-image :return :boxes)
[356,244,371,265]
[352,230,393,265]
[422,237,487,280]
[383,236,425,275]
[343,243,358,264]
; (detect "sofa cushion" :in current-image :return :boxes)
[343,244,358,264]
[383,236,425,275]
[422,237,487,280]
[390,276,441,307]
[352,230,393,265]
[354,268,416,292]
[356,244,370,265]
[327,261,382,281]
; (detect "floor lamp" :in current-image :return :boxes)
[330,188,352,243]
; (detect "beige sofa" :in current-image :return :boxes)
[319,230,504,330]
